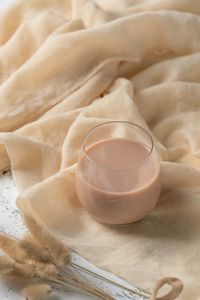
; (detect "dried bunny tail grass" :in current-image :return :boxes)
[18,199,70,265]
[6,261,33,280]
[17,200,115,300]
[25,212,69,265]
[0,256,15,275]
[22,283,52,300]
[34,261,58,279]
[0,232,47,265]
[20,235,50,263]
[0,232,28,262]
[7,260,57,282]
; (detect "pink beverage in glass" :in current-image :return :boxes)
[76,121,161,225]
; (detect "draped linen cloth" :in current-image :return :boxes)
[0,1,200,299]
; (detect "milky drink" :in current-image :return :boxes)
[76,138,161,224]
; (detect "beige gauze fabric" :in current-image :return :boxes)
[0,0,200,299]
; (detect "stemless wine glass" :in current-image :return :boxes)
[76,121,161,225]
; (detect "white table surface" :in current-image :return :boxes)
[0,1,149,299]
[0,0,12,9]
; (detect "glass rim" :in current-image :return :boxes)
[82,121,154,170]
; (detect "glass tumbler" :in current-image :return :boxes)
[76,121,161,225]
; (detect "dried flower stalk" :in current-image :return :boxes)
[22,284,52,300]
[0,256,14,275]
[0,232,28,262]
[0,200,115,300]
[19,200,70,266]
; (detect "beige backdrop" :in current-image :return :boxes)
[0,0,200,299]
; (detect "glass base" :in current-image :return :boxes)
[92,215,143,227]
